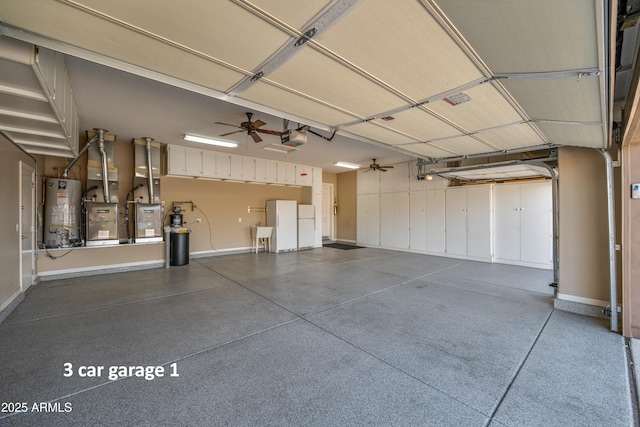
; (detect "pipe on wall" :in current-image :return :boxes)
[144,137,155,203]
[95,128,110,203]
[63,134,98,178]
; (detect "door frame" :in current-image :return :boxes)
[19,161,35,292]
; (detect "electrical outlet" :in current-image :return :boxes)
[238,217,242,223]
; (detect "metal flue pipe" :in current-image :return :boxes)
[95,128,110,203]
[143,137,155,203]
[63,134,99,178]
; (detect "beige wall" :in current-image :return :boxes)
[336,171,357,241]
[161,177,304,252]
[623,142,640,337]
[0,135,38,311]
[557,147,611,304]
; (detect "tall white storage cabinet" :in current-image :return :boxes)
[357,193,380,246]
[426,190,446,254]
[445,185,492,260]
[380,192,409,249]
[494,181,552,268]
[266,200,298,252]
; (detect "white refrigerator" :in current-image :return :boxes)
[266,200,298,252]
[298,204,315,249]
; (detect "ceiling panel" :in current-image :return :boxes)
[501,76,603,122]
[369,107,461,141]
[249,0,334,29]
[426,83,524,132]
[402,143,459,159]
[0,0,246,92]
[474,123,547,152]
[433,0,600,73]
[239,80,358,126]
[430,135,494,157]
[342,121,419,146]
[70,0,293,72]
[315,0,484,100]
[536,122,604,148]
[265,48,408,119]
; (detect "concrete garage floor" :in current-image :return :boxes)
[0,247,635,426]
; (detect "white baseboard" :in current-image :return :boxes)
[38,260,165,281]
[0,289,24,324]
[556,293,609,307]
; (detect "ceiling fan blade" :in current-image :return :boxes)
[378,168,388,172]
[363,168,371,173]
[380,165,394,169]
[252,120,267,128]
[256,129,281,136]
[250,132,262,143]
[220,130,243,136]
[215,122,242,128]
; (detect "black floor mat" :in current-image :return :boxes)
[323,243,363,250]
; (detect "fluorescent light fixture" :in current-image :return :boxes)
[334,161,361,169]
[262,143,299,154]
[183,134,238,148]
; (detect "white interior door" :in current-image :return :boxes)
[20,161,35,292]
[322,183,334,240]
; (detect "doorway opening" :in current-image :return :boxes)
[322,182,335,242]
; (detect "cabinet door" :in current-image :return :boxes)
[380,193,395,247]
[202,151,216,177]
[254,158,266,182]
[426,189,446,254]
[265,160,277,183]
[409,191,427,251]
[357,169,379,194]
[520,181,552,265]
[357,194,380,246]
[393,162,410,192]
[243,156,255,181]
[445,187,467,256]
[215,153,231,178]
[184,147,203,176]
[295,164,312,186]
[393,192,410,249]
[229,154,243,180]
[466,186,492,259]
[166,145,186,176]
[493,184,521,261]
[379,168,394,193]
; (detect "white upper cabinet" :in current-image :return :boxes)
[184,147,203,176]
[202,150,216,177]
[295,164,312,186]
[163,145,312,186]
[357,169,380,194]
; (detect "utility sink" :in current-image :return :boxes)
[250,226,273,239]
[250,226,273,253]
